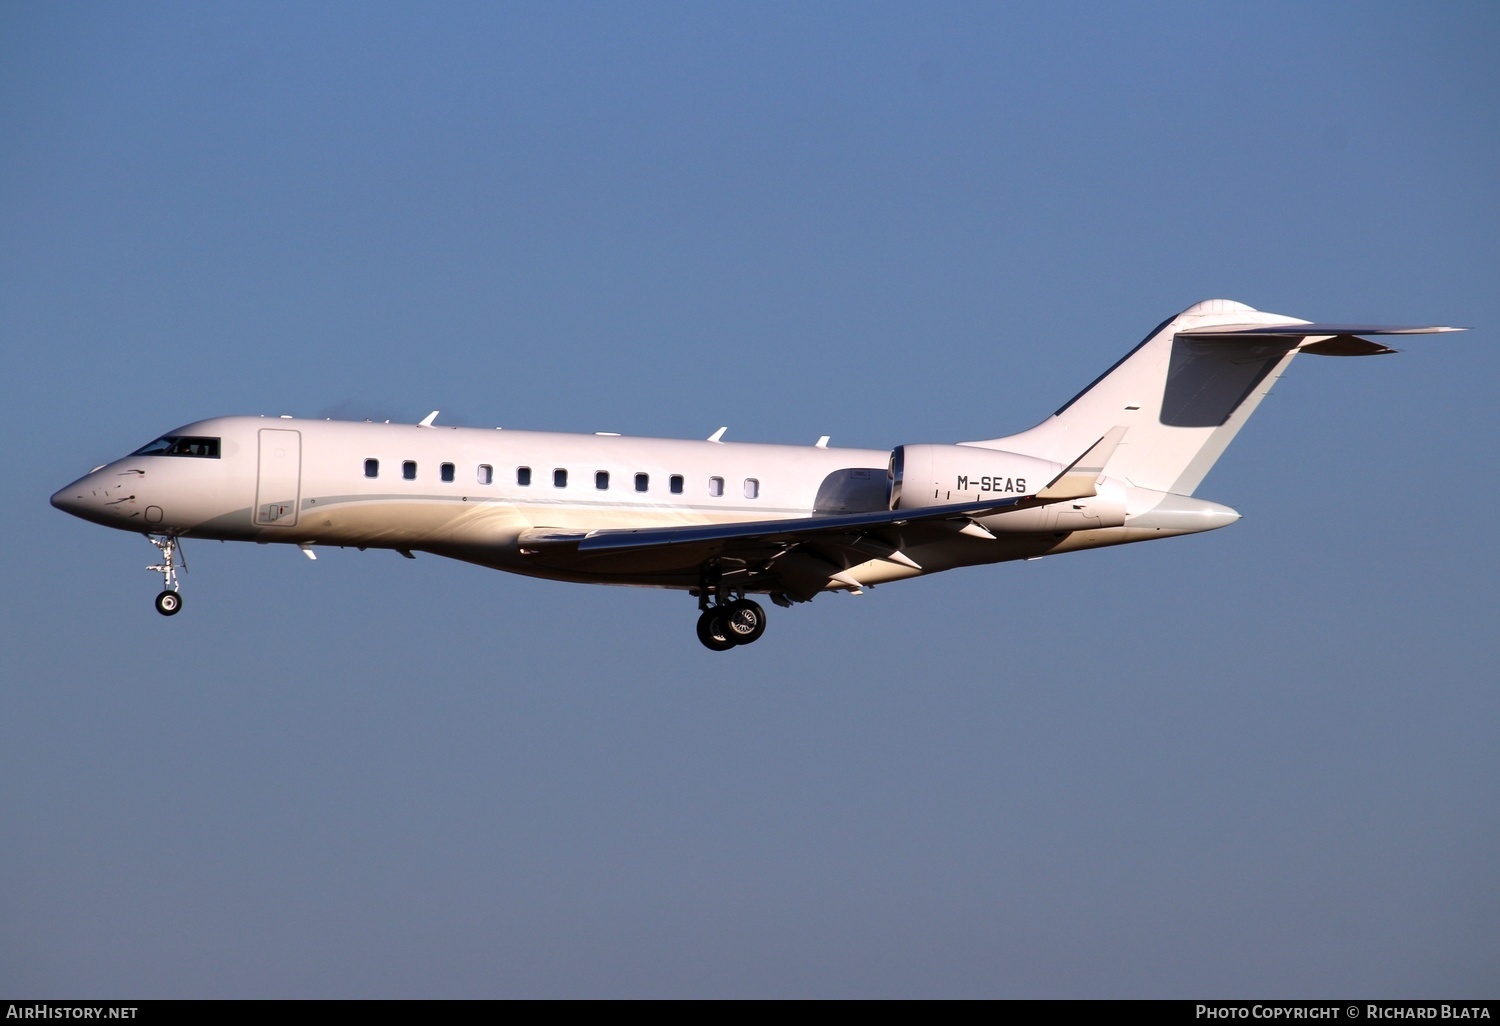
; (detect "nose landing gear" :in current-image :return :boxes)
[146,534,185,616]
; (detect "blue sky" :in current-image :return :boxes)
[3,1,1496,997]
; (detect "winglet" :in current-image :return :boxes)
[1036,426,1127,500]
[418,411,440,427]
[707,426,727,443]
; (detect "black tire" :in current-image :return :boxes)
[155,590,182,616]
[696,608,736,651]
[722,599,767,645]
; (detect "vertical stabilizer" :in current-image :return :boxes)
[964,300,1450,495]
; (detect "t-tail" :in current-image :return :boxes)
[968,299,1463,496]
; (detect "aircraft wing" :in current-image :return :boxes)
[516,431,1128,599]
[516,496,1032,601]
[523,495,1028,555]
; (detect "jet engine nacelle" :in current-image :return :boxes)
[891,444,1056,509]
[891,443,1128,534]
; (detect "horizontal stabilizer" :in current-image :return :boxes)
[1177,322,1465,357]
[1177,322,1465,337]
[1295,336,1396,356]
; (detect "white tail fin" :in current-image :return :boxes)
[966,300,1462,495]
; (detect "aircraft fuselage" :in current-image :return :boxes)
[55,414,1156,592]
[54,301,1457,647]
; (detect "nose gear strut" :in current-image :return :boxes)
[146,534,185,616]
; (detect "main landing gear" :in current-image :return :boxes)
[696,598,768,651]
[146,534,184,616]
[692,559,772,650]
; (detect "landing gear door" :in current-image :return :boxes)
[254,428,301,527]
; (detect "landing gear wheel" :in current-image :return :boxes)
[696,608,736,651]
[722,599,767,645]
[146,535,186,615]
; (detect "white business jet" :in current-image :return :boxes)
[52,300,1460,650]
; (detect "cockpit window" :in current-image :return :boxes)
[130,436,221,459]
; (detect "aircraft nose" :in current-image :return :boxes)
[51,468,124,525]
[51,481,91,517]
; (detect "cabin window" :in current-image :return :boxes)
[595,470,609,490]
[635,473,649,493]
[517,466,531,486]
[364,458,379,478]
[670,475,684,495]
[708,476,724,497]
[744,478,759,499]
[403,460,417,481]
[554,468,568,488]
[441,462,455,483]
[477,464,493,485]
